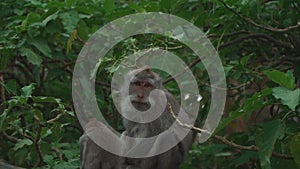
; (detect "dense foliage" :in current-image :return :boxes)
[0,0,299,168]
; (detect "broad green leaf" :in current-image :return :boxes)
[13,138,33,151]
[290,133,300,166]
[30,38,52,58]
[42,10,60,25]
[77,20,89,41]
[272,87,300,111]
[60,10,80,33]
[43,154,54,164]
[21,83,35,97]
[3,80,18,95]
[41,128,52,138]
[240,53,253,67]
[243,88,272,115]
[65,0,76,8]
[223,65,233,76]
[103,0,116,13]
[26,12,41,25]
[128,4,146,12]
[20,47,42,65]
[66,111,75,116]
[256,120,285,169]
[264,70,295,89]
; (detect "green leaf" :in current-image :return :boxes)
[13,138,33,151]
[77,20,89,41]
[264,70,295,89]
[160,0,173,9]
[42,10,60,25]
[240,53,253,67]
[21,83,35,97]
[272,87,300,111]
[20,47,42,65]
[26,12,41,25]
[256,120,285,169]
[32,96,61,103]
[290,133,300,166]
[3,80,18,95]
[30,38,52,58]
[103,0,116,13]
[52,159,80,169]
[243,88,272,114]
[41,128,52,138]
[60,10,80,33]
[128,4,146,12]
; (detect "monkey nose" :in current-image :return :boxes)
[137,94,144,99]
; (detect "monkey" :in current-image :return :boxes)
[79,66,194,169]
[120,66,194,169]
[80,118,122,169]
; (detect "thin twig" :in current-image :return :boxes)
[218,33,291,50]
[46,112,64,123]
[51,147,63,161]
[217,0,300,33]
[167,103,211,134]
[167,103,294,160]
[1,132,18,143]
[207,30,249,38]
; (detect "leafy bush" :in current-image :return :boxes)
[0,0,299,168]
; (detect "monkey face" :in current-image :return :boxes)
[129,78,154,104]
[127,71,158,111]
[123,68,163,112]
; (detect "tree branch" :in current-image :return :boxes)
[167,103,294,160]
[217,0,300,33]
[218,33,291,50]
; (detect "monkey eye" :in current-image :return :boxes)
[143,83,153,88]
[132,81,141,86]
[132,81,153,88]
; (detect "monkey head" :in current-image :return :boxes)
[124,66,163,111]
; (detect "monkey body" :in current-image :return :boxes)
[80,133,121,169]
[121,67,193,169]
[80,67,194,169]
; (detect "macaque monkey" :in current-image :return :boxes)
[121,67,194,169]
[80,118,122,169]
[80,66,194,169]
